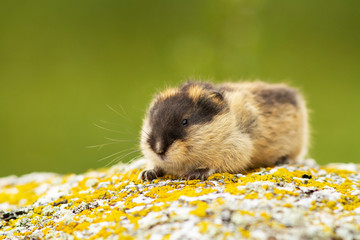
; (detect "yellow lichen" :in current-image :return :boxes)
[162,234,171,240]
[260,212,271,220]
[326,200,337,210]
[283,203,293,208]
[214,197,225,205]
[197,221,209,234]
[238,227,250,238]
[41,227,51,235]
[244,192,258,199]
[190,201,209,217]
[0,181,41,206]
[264,192,273,200]
[239,210,255,216]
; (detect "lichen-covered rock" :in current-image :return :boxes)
[0,159,360,240]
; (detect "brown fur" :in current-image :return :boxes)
[140,81,309,181]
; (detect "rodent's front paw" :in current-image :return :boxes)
[182,168,210,181]
[140,168,164,181]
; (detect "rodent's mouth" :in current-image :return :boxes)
[158,153,169,162]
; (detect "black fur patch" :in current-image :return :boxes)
[148,89,225,155]
[256,87,298,107]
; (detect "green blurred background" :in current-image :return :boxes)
[1,0,359,177]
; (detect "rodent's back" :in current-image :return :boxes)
[219,81,308,169]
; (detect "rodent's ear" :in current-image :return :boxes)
[207,90,226,108]
[207,90,225,105]
[209,91,224,102]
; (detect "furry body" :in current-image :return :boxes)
[140,81,308,181]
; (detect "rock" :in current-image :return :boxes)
[0,159,360,240]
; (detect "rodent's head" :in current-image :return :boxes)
[141,82,228,169]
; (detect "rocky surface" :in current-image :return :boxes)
[1,159,360,240]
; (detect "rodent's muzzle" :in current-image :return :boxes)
[149,138,170,161]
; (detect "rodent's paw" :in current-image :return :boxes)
[140,168,164,181]
[182,168,210,181]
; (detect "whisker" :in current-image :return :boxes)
[97,149,132,162]
[126,154,142,165]
[104,137,137,143]
[130,169,142,183]
[99,118,139,137]
[86,142,117,150]
[141,129,150,138]
[106,104,127,120]
[107,104,137,127]
[118,104,142,132]
[93,123,124,134]
[104,149,141,168]
[99,120,123,126]
[107,104,141,134]
[87,140,129,150]
[115,150,141,164]
[120,155,143,182]
[118,104,131,120]
[91,104,145,174]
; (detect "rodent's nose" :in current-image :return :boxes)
[156,150,165,155]
[155,141,166,156]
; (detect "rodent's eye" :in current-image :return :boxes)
[181,119,188,126]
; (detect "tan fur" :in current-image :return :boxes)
[222,81,309,169]
[158,88,178,100]
[187,85,205,101]
[140,81,309,179]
